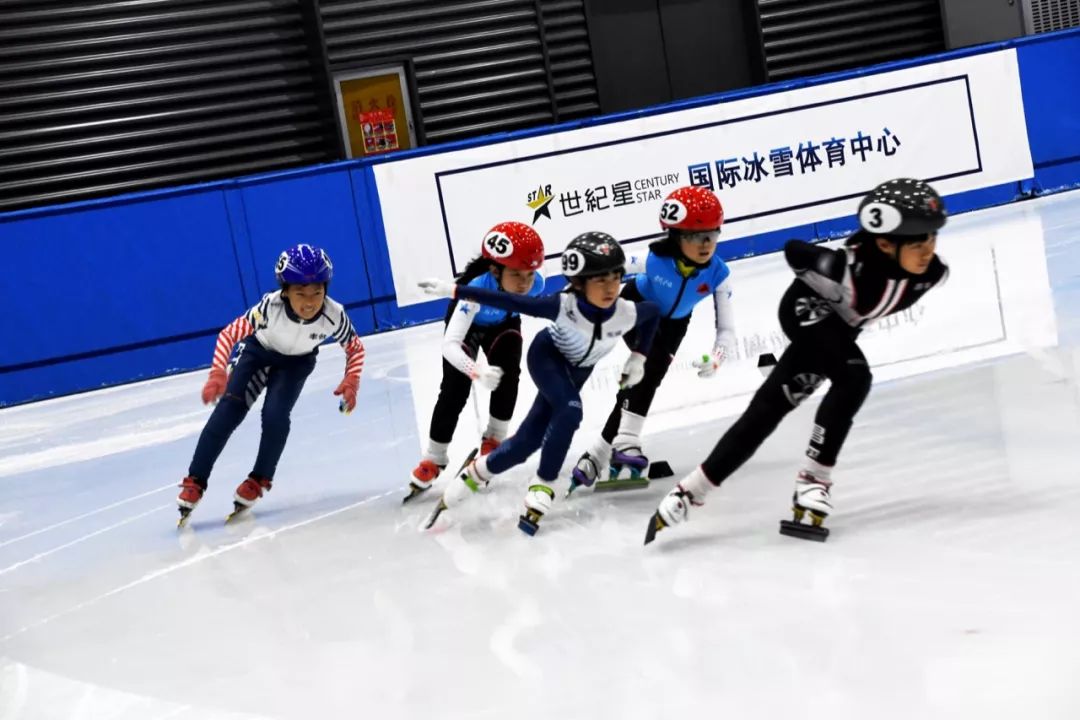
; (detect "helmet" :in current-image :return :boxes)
[658,186,724,232]
[561,231,626,278]
[857,178,946,239]
[275,244,333,286]
[481,221,545,270]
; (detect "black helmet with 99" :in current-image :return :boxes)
[561,232,626,279]
[857,178,946,241]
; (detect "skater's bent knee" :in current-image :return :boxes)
[840,360,872,394]
[556,401,584,428]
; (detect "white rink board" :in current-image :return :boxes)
[376,50,1033,306]
[404,203,1056,463]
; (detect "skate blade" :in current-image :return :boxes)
[647,461,674,480]
[421,499,448,531]
[594,477,650,493]
[225,503,252,524]
[177,510,193,529]
[779,519,829,542]
[402,485,429,504]
[643,511,666,545]
[517,511,541,536]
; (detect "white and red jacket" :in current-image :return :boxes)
[210,292,364,383]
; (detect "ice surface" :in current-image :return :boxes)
[2,193,1080,720]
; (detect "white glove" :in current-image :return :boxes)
[417,278,457,298]
[619,352,647,389]
[692,345,728,379]
[473,361,504,392]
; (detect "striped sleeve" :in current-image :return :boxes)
[211,313,256,371]
[334,310,365,382]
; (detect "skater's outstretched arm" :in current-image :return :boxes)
[624,250,649,276]
[628,300,660,356]
[418,279,562,321]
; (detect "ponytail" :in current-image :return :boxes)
[456,256,498,285]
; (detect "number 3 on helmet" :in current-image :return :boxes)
[658,186,724,232]
[481,221,545,270]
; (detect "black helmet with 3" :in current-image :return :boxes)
[857,178,946,240]
[561,231,626,278]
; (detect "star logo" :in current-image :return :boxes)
[697,282,710,294]
[527,184,554,223]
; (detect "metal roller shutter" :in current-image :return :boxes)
[0,0,339,212]
[756,0,945,81]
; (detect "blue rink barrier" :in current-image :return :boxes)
[1,28,1078,407]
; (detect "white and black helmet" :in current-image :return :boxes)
[857,178,947,240]
[561,231,626,278]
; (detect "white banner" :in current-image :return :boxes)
[375,50,1033,306]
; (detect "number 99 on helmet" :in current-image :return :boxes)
[561,231,626,278]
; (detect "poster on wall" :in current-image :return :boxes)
[374,49,1034,306]
[334,65,416,159]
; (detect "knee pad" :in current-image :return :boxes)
[765,371,825,409]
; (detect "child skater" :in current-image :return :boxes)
[572,185,736,491]
[404,222,545,502]
[417,232,661,536]
[645,178,950,544]
[176,244,365,526]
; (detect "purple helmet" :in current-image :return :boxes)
[275,244,333,286]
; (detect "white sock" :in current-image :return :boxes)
[588,436,612,464]
[613,410,646,448]
[424,440,450,467]
[802,457,833,484]
[485,417,510,441]
[679,466,715,500]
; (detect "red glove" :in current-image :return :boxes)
[334,375,359,414]
[201,368,228,405]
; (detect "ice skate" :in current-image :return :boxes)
[643,468,712,545]
[779,470,832,542]
[480,436,501,456]
[176,476,204,528]
[566,452,602,497]
[598,445,651,491]
[518,482,555,536]
[420,452,483,530]
[403,459,444,504]
[227,475,272,522]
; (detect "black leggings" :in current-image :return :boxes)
[600,313,691,443]
[428,316,523,444]
[701,281,872,483]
